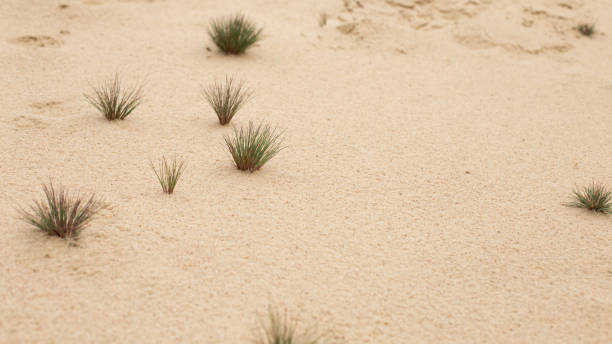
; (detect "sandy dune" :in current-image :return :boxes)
[1,0,611,342]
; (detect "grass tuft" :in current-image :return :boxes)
[208,13,263,55]
[224,121,284,172]
[255,306,324,344]
[150,156,186,194]
[84,73,144,121]
[577,23,595,37]
[565,182,612,214]
[318,12,328,27]
[19,182,102,240]
[202,76,253,125]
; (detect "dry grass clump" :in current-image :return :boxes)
[255,306,327,344]
[318,12,328,27]
[224,121,284,172]
[202,76,253,125]
[577,23,595,37]
[150,156,186,194]
[19,182,103,240]
[208,13,263,55]
[84,73,144,121]
[565,182,612,214]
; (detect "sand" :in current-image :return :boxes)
[1,0,611,342]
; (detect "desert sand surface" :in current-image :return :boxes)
[1,0,611,342]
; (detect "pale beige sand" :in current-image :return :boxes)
[1,0,611,342]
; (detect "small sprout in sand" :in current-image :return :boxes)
[255,306,327,344]
[202,76,253,125]
[318,12,328,27]
[565,182,612,214]
[224,121,284,172]
[150,156,186,194]
[19,182,103,240]
[84,73,144,121]
[577,23,595,37]
[208,13,263,55]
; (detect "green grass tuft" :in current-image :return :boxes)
[577,23,595,37]
[84,73,144,121]
[565,182,612,214]
[208,13,263,55]
[224,121,284,172]
[150,156,186,194]
[255,306,325,344]
[202,76,253,125]
[19,182,103,240]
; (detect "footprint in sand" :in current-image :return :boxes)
[29,101,63,111]
[453,1,577,55]
[6,115,49,130]
[9,35,63,48]
[320,0,490,49]
[4,101,65,130]
[322,0,577,55]
[388,0,487,30]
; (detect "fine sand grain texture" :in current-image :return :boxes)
[1,0,612,343]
